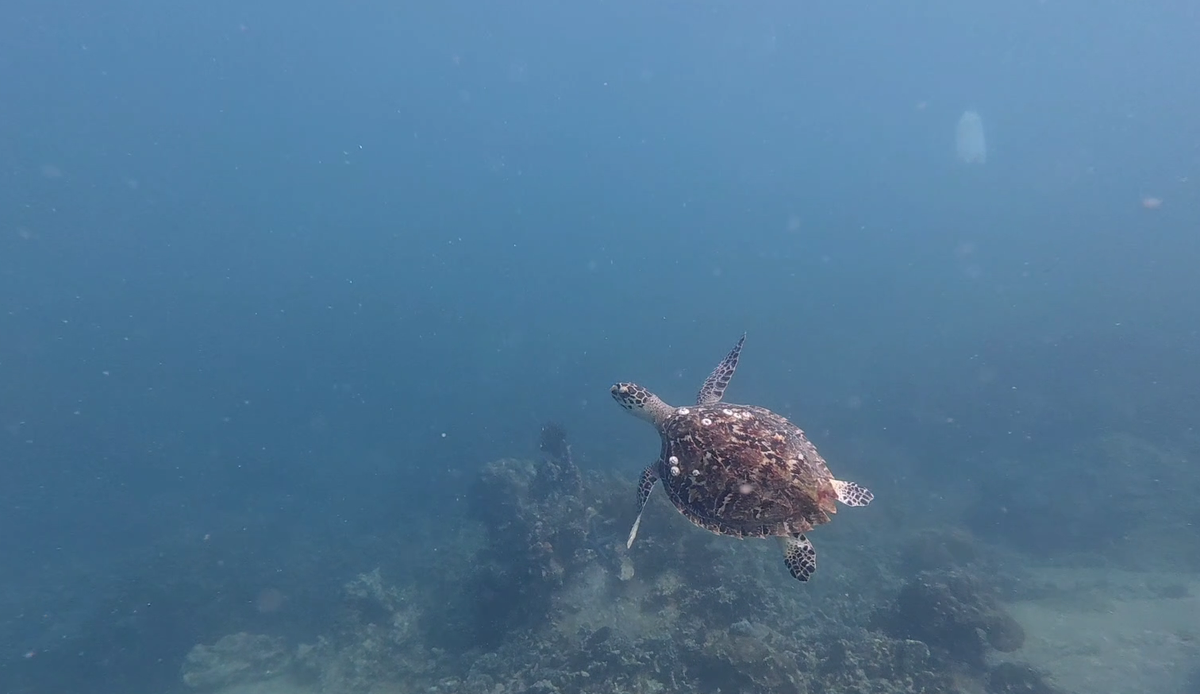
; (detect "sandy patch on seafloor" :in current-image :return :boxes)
[1000,567,1200,694]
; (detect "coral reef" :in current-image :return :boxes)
[448,624,952,694]
[423,422,595,649]
[177,425,1046,694]
[295,568,440,692]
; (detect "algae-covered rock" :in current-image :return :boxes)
[426,424,597,650]
[181,632,291,690]
[817,635,948,691]
[297,568,438,693]
[287,424,959,694]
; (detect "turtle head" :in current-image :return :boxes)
[611,382,674,427]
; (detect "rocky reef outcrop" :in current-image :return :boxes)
[415,422,624,651]
[867,565,1072,694]
[178,424,1048,694]
[872,569,1024,670]
[451,622,951,694]
[294,568,440,692]
[986,662,1065,694]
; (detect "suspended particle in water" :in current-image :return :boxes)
[956,110,987,164]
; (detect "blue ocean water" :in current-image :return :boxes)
[2,2,1199,693]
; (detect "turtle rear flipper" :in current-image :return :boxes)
[782,534,817,581]
[831,479,873,507]
[696,333,746,405]
[627,465,659,548]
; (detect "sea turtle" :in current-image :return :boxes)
[611,334,873,582]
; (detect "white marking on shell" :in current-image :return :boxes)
[678,407,690,415]
[692,469,700,476]
[670,465,680,476]
[701,417,712,426]
[722,408,732,415]
[668,455,679,465]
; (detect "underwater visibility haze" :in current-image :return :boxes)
[2,1,1200,693]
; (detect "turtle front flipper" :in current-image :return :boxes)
[696,333,746,405]
[781,534,817,582]
[831,479,873,507]
[626,465,659,548]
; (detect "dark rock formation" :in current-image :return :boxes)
[872,569,1025,669]
[986,662,1064,694]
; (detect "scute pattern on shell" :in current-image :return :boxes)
[658,403,838,538]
